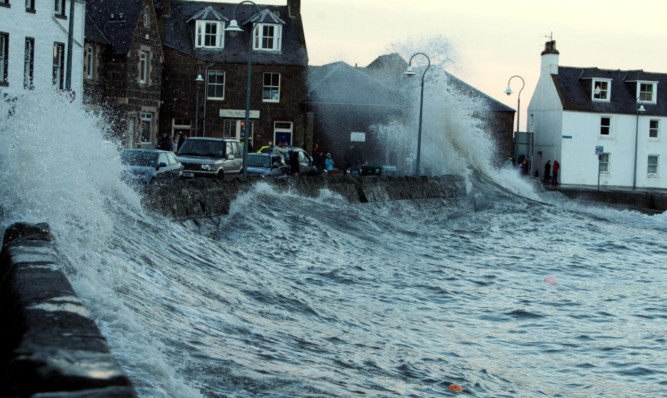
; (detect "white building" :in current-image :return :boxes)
[528,41,667,190]
[0,0,85,104]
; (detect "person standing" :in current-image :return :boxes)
[543,160,551,183]
[552,160,560,185]
[325,153,335,176]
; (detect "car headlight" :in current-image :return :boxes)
[201,164,212,171]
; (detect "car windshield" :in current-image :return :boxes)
[247,155,270,167]
[120,150,158,167]
[178,140,226,158]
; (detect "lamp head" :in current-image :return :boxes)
[504,86,513,96]
[225,20,243,37]
[195,74,204,83]
[638,105,646,113]
[403,66,416,78]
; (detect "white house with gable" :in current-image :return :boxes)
[527,41,667,190]
[0,0,85,104]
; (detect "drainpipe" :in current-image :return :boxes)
[202,63,214,137]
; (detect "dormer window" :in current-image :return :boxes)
[196,20,225,49]
[592,79,611,101]
[253,23,282,51]
[638,82,657,104]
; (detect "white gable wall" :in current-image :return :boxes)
[528,68,563,172]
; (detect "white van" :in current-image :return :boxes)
[177,138,243,179]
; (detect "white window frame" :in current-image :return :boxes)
[592,79,611,101]
[649,119,659,139]
[647,155,659,176]
[599,153,610,173]
[172,118,191,141]
[24,37,34,90]
[0,32,8,86]
[273,121,293,145]
[600,116,611,136]
[143,6,149,27]
[52,42,65,89]
[55,0,65,16]
[253,23,282,51]
[637,82,657,104]
[206,70,225,100]
[141,111,153,144]
[262,72,280,102]
[85,44,94,80]
[139,50,148,84]
[195,21,224,49]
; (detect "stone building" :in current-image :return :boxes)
[84,0,164,148]
[156,0,308,150]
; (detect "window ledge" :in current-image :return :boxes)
[0,3,10,9]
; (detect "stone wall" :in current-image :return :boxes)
[141,174,470,220]
[0,223,136,398]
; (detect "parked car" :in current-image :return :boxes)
[246,153,289,178]
[120,149,183,185]
[259,146,320,176]
[176,137,243,179]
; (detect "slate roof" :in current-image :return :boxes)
[307,62,400,108]
[85,0,148,55]
[444,71,515,113]
[163,1,307,66]
[555,66,667,115]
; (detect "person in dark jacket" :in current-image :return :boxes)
[552,160,560,185]
[543,160,551,183]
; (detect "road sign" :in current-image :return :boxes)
[595,146,604,155]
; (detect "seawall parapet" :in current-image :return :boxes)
[0,223,136,398]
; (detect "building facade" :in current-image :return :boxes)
[84,0,164,148]
[528,41,667,189]
[0,0,85,104]
[157,0,308,151]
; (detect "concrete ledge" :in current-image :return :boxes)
[0,223,136,398]
[544,185,667,214]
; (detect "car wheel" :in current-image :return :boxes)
[216,171,225,180]
[149,177,156,185]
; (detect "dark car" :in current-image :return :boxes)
[259,146,319,176]
[246,153,289,178]
[120,149,183,185]
[177,137,243,179]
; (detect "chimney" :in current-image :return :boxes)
[288,0,300,18]
[540,40,559,76]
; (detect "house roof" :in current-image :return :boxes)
[307,61,401,108]
[85,0,148,55]
[444,71,515,112]
[555,66,667,115]
[163,1,307,66]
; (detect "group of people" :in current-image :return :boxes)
[311,143,335,175]
[543,160,560,185]
[157,132,187,153]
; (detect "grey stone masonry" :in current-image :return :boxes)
[0,223,136,398]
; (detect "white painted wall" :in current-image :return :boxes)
[0,0,85,104]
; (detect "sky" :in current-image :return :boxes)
[212,0,667,129]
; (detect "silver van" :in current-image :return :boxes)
[177,137,243,179]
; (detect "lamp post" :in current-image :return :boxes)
[504,75,525,134]
[633,99,647,190]
[403,52,431,176]
[194,72,205,137]
[226,0,263,177]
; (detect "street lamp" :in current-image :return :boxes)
[194,72,205,137]
[225,0,263,177]
[403,52,431,176]
[633,99,647,190]
[504,75,525,133]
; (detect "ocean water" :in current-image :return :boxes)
[1,93,666,398]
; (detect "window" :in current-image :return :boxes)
[139,51,148,84]
[223,119,253,140]
[647,155,658,175]
[0,33,7,86]
[262,72,280,102]
[253,23,282,51]
[599,153,610,172]
[85,44,94,79]
[24,37,34,89]
[600,117,611,135]
[195,21,224,49]
[26,0,35,11]
[206,70,225,100]
[143,7,149,27]
[592,79,610,101]
[638,82,657,104]
[141,111,153,143]
[54,0,65,17]
[0,0,9,6]
[274,121,293,146]
[649,120,659,138]
[52,42,65,89]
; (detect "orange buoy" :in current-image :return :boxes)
[448,383,463,392]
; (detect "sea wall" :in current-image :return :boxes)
[0,223,137,398]
[142,174,470,220]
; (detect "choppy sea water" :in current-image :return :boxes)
[1,94,666,398]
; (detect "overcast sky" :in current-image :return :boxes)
[211,0,667,128]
